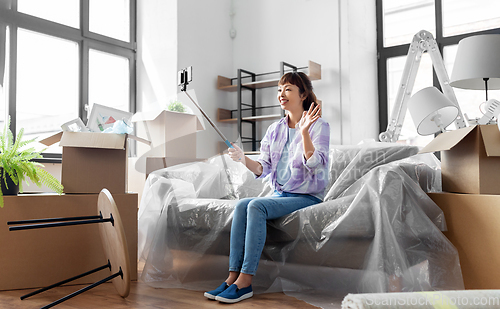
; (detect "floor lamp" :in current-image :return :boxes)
[450,34,500,124]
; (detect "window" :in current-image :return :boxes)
[17,0,80,28]
[88,49,130,113]
[382,0,435,47]
[17,29,79,153]
[89,0,130,42]
[442,0,500,37]
[377,0,500,145]
[0,25,10,129]
[0,0,136,155]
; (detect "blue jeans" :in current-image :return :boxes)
[229,191,322,275]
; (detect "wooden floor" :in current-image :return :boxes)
[0,279,339,309]
[0,261,344,308]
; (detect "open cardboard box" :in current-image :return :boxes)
[420,124,500,194]
[132,109,204,158]
[40,132,149,194]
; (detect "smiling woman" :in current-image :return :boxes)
[277,72,318,123]
[208,72,331,304]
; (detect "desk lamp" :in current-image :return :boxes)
[408,87,459,135]
[450,34,500,124]
[379,30,466,143]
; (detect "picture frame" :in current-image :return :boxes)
[61,118,90,132]
[87,104,133,133]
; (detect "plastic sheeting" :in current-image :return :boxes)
[138,142,464,308]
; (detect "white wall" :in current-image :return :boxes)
[339,0,378,144]
[137,0,378,159]
[137,0,178,113]
[230,0,378,146]
[230,0,341,146]
[137,0,233,160]
[177,0,234,157]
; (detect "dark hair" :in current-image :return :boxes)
[278,71,317,111]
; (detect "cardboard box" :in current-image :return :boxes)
[420,124,500,194]
[428,192,500,289]
[0,193,138,291]
[132,110,204,158]
[41,132,132,194]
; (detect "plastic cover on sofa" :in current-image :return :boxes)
[138,142,464,308]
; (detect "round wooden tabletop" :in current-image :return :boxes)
[97,189,130,298]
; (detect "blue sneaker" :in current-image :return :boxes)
[204,282,229,300]
[215,284,253,303]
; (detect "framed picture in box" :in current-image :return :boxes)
[61,118,90,132]
[87,104,133,133]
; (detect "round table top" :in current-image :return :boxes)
[97,189,130,298]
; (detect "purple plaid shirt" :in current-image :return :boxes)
[256,115,330,200]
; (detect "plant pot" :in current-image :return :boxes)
[0,169,19,196]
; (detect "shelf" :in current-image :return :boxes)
[217,108,282,123]
[217,60,321,92]
[217,98,322,123]
[217,99,322,123]
[242,114,282,121]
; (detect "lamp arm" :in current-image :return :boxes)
[379,31,425,142]
[424,32,466,129]
[379,30,466,143]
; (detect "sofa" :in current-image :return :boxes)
[138,142,464,306]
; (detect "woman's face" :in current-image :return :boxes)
[277,83,304,113]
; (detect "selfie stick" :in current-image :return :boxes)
[178,67,233,149]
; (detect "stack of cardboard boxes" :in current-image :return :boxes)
[0,107,205,291]
[0,131,139,290]
[423,124,500,289]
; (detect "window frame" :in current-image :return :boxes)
[0,0,136,160]
[376,0,500,136]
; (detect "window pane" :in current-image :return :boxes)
[442,0,500,37]
[17,29,79,153]
[17,0,79,28]
[89,0,130,42]
[383,0,435,47]
[0,25,9,130]
[444,45,500,126]
[387,54,434,145]
[89,49,130,114]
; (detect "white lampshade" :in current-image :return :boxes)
[409,87,459,135]
[450,34,500,90]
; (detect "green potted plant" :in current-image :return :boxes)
[0,117,63,207]
[167,100,187,113]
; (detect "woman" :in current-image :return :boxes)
[204,71,330,304]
